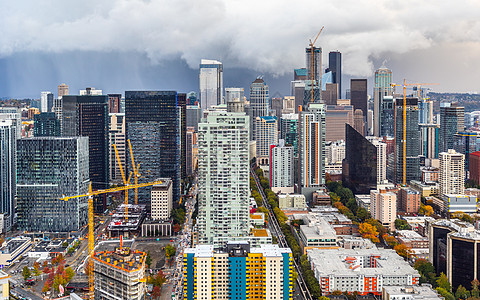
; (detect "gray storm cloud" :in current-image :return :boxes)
[1,0,480,77]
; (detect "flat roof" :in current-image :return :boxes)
[94,248,146,272]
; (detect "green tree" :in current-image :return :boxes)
[146,251,152,268]
[437,273,452,293]
[471,279,480,298]
[22,266,31,281]
[65,267,75,282]
[436,287,455,300]
[455,285,470,299]
[395,219,411,230]
[165,244,176,259]
[356,207,370,222]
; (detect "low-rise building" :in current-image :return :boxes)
[442,194,477,213]
[396,230,429,259]
[307,248,420,296]
[382,284,443,300]
[0,271,9,300]
[399,216,435,236]
[398,187,421,213]
[299,217,338,253]
[151,178,172,221]
[312,190,331,206]
[0,237,32,268]
[250,213,265,227]
[355,195,371,212]
[278,194,307,209]
[410,181,439,197]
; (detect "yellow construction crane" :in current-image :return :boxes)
[114,144,133,220]
[308,26,324,103]
[391,80,438,186]
[127,139,141,205]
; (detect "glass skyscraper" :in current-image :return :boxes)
[199,59,223,110]
[373,67,393,136]
[249,77,269,140]
[0,119,16,231]
[326,51,342,98]
[34,112,60,137]
[440,103,464,153]
[380,96,396,137]
[280,113,298,157]
[125,91,181,203]
[16,137,89,232]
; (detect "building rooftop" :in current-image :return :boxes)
[251,229,268,237]
[383,284,442,299]
[0,237,31,254]
[397,230,428,242]
[94,247,146,272]
[257,116,277,122]
[307,248,420,277]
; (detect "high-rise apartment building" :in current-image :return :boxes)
[439,149,465,196]
[398,187,421,213]
[370,189,397,231]
[325,105,353,142]
[16,137,89,232]
[151,178,172,221]
[270,140,294,194]
[40,91,54,113]
[0,120,16,231]
[109,113,125,183]
[184,243,294,300]
[249,77,269,140]
[343,124,377,194]
[440,103,464,153]
[395,97,421,184]
[255,116,278,165]
[62,95,109,212]
[197,112,250,246]
[373,67,393,137]
[306,46,322,87]
[350,79,368,118]
[280,113,298,157]
[33,112,60,137]
[125,91,181,202]
[0,108,22,139]
[298,103,325,200]
[199,59,223,110]
[419,124,439,159]
[57,83,69,98]
[282,96,295,114]
[108,94,122,114]
[326,51,342,98]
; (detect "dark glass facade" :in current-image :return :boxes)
[178,93,187,183]
[125,91,181,203]
[33,112,60,137]
[432,227,450,276]
[61,95,109,212]
[440,103,464,153]
[454,131,478,175]
[342,124,377,194]
[451,238,475,290]
[108,94,122,114]
[380,97,395,137]
[350,79,367,117]
[16,137,89,232]
[327,51,342,98]
[280,116,298,157]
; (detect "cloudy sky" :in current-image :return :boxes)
[1,0,479,98]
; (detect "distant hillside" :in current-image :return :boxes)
[428,92,480,113]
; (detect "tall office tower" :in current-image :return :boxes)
[249,77,269,140]
[0,120,16,231]
[186,91,198,106]
[280,113,298,157]
[225,87,245,104]
[93,247,146,300]
[186,105,202,130]
[325,51,342,98]
[367,109,374,135]
[62,95,109,212]
[199,59,223,109]
[439,149,465,196]
[291,80,306,112]
[350,79,368,118]
[373,67,393,136]
[271,97,283,118]
[109,113,126,183]
[419,124,440,159]
[0,108,21,138]
[440,103,464,153]
[40,91,54,112]
[322,83,339,105]
[366,136,387,184]
[125,91,181,203]
[453,131,478,173]
[33,112,60,137]
[282,96,295,114]
[353,109,365,136]
[380,96,395,137]
[325,105,354,142]
[306,46,322,87]
[469,151,480,185]
[227,98,245,113]
[395,97,421,184]
[178,93,187,181]
[303,80,321,104]
[343,124,377,194]
[184,243,294,300]
[255,116,278,165]
[16,137,89,232]
[186,127,195,176]
[197,112,250,246]
[298,103,325,201]
[370,189,396,231]
[419,100,434,124]
[108,94,121,113]
[465,112,474,129]
[57,83,69,98]
[398,187,421,213]
[270,140,294,194]
[80,87,102,95]
[294,68,307,81]
[151,178,172,221]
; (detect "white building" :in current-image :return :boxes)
[197,112,250,247]
[370,189,397,231]
[255,116,278,165]
[382,285,443,300]
[366,136,387,183]
[199,59,223,110]
[299,103,326,201]
[0,108,21,138]
[40,91,54,112]
[0,119,16,231]
[325,140,345,165]
[439,149,465,196]
[79,87,102,95]
[151,178,172,221]
[270,139,294,193]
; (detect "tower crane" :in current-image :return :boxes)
[391,80,438,186]
[308,26,324,103]
[61,144,163,300]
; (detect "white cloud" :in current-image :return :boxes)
[0,0,479,77]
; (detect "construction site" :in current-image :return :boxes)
[107,204,147,238]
